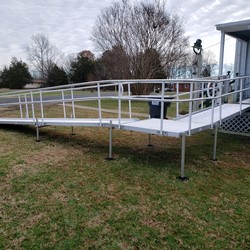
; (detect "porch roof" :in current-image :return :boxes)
[216,19,250,41]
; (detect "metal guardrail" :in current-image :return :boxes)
[0,76,250,136]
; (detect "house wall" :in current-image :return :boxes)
[245,40,250,98]
[246,40,250,75]
[234,40,247,76]
[234,39,250,99]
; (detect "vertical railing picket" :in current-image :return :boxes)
[97,82,102,124]
[211,83,216,128]
[18,95,23,118]
[176,82,179,117]
[62,90,66,118]
[160,81,165,135]
[39,90,44,124]
[239,78,243,115]
[128,83,132,119]
[71,89,75,119]
[30,91,35,123]
[188,82,193,135]
[25,94,29,118]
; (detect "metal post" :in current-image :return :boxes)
[62,90,66,118]
[128,83,132,119]
[107,120,113,160]
[71,89,75,119]
[39,90,44,125]
[218,31,225,76]
[201,83,204,109]
[70,113,75,135]
[118,83,123,129]
[193,53,202,111]
[30,91,35,123]
[181,134,186,178]
[239,79,243,115]
[188,83,193,135]
[219,83,223,126]
[160,81,165,135]
[35,118,40,142]
[18,95,23,118]
[210,83,216,128]
[97,82,102,125]
[148,134,153,147]
[176,82,179,117]
[192,39,203,112]
[147,114,153,147]
[197,53,203,78]
[177,134,189,181]
[212,125,218,161]
[25,94,29,118]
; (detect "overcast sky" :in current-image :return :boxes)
[0,0,249,70]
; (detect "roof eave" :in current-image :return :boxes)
[216,19,250,33]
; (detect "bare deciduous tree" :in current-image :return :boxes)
[92,0,189,89]
[201,50,217,77]
[25,34,62,82]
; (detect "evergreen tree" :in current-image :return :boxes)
[47,64,68,86]
[69,54,95,83]
[1,57,31,89]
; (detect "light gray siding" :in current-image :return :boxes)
[234,40,247,76]
[234,39,250,99]
[245,40,250,98]
[246,40,250,75]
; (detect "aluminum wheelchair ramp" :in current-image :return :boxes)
[1,77,250,180]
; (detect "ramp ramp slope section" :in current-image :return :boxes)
[0,118,138,127]
[120,103,250,137]
[177,103,250,125]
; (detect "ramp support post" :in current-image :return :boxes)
[147,114,153,147]
[148,134,153,147]
[71,126,75,135]
[213,125,218,161]
[107,120,113,160]
[71,113,75,135]
[177,134,189,181]
[35,118,40,142]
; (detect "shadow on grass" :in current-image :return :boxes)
[0,124,249,173]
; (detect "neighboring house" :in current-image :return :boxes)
[172,83,190,92]
[24,78,45,89]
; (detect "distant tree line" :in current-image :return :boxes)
[0,0,217,92]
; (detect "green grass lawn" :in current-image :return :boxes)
[0,88,20,94]
[0,105,249,249]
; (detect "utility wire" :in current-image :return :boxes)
[204,37,232,50]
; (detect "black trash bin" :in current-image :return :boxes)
[148,97,173,119]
